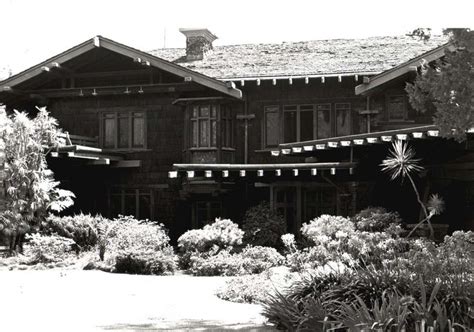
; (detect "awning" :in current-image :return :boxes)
[271,125,440,157]
[169,162,357,178]
[50,145,141,168]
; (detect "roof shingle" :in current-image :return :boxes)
[149,35,449,80]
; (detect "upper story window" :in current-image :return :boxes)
[263,103,351,147]
[189,104,234,148]
[335,103,351,136]
[264,106,279,147]
[191,105,217,148]
[387,95,407,121]
[101,111,145,150]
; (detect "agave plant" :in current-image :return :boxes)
[381,140,436,239]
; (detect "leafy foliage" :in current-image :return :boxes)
[177,218,244,269]
[0,107,74,248]
[262,231,474,330]
[352,207,402,232]
[242,202,286,248]
[114,247,177,275]
[406,28,474,142]
[45,213,99,249]
[23,233,75,263]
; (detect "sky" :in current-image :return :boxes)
[0,0,472,78]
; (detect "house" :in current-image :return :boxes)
[0,29,472,239]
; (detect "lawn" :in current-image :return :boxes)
[0,270,273,331]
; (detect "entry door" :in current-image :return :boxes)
[274,187,297,233]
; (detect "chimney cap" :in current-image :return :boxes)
[179,28,218,42]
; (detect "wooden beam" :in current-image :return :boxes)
[222,170,229,177]
[355,43,455,96]
[88,158,110,165]
[293,169,299,176]
[239,170,246,177]
[257,170,264,177]
[187,170,195,178]
[111,160,141,168]
[20,83,202,98]
[292,147,302,153]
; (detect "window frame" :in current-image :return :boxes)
[263,105,280,148]
[108,188,154,220]
[386,94,408,122]
[100,111,147,150]
[190,104,218,148]
[334,103,352,137]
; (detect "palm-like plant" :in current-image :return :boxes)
[381,140,436,239]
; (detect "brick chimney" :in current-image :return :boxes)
[179,28,217,61]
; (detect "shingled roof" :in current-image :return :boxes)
[150,35,449,80]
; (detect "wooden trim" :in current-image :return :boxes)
[173,162,357,170]
[355,43,455,96]
[0,35,243,100]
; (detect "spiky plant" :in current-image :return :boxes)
[381,140,435,239]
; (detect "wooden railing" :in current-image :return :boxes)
[58,132,98,148]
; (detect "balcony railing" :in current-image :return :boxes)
[58,132,98,148]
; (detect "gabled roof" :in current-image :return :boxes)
[355,42,455,95]
[0,36,242,99]
[150,35,449,81]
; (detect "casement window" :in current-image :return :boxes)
[191,105,217,147]
[221,105,233,148]
[264,106,279,147]
[335,103,351,136]
[101,111,145,150]
[282,104,335,143]
[387,95,407,121]
[109,188,153,220]
[193,201,222,228]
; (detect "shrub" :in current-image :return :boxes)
[177,218,244,269]
[177,218,244,253]
[45,213,99,249]
[188,246,284,276]
[262,232,474,330]
[96,215,177,275]
[24,233,75,263]
[114,247,177,275]
[242,202,286,248]
[239,245,284,274]
[189,250,243,276]
[351,207,402,232]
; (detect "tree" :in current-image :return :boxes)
[0,107,75,252]
[406,28,474,142]
[381,140,444,239]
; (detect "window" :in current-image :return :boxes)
[109,188,153,220]
[335,103,351,136]
[191,105,217,147]
[264,106,279,147]
[221,105,233,148]
[193,201,222,228]
[387,95,407,121]
[316,104,332,139]
[101,111,145,149]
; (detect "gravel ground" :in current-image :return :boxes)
[0,270,273,331]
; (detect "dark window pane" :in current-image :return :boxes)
[211,105,217,118]
[300,111,314,141]
[110,194,122,217]
[104,117,115,148]
[132,116,144,147]
[124,191,136,216]
[192,106,198,118]
[211,120,217,146]
[138,193,152,220]
[265,110,279,147]
[199,105,210,117]
[118,117,129,148]
[199,120,209,146]
[284,111,297,143]
[336,103,351,136]
[191,121,198,147]
[317,104,331,139]
[388,96,406,121]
